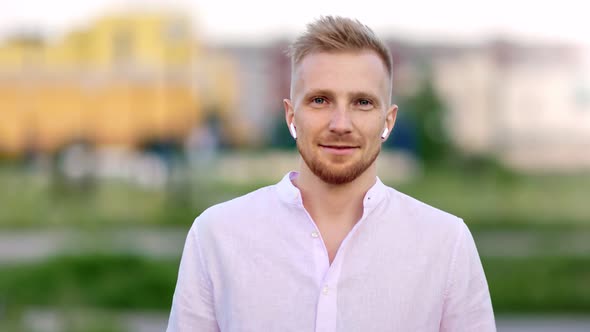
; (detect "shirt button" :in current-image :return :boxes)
[311,231,319,238]
[322,285,329,295]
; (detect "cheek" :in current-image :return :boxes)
[358,123,384,140]
[297,117,322,140]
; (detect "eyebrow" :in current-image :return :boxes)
[302,89,335,100]
[349,91,381,105]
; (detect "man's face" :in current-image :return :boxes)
[284,50,397,185]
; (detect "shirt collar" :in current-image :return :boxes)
[276,171,303,205]
[276,171,388,209]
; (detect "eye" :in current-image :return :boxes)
[356,99,374,110]
[312,97,326,104]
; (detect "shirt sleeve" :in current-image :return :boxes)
[440,221,496,332]
[167,222,220,332]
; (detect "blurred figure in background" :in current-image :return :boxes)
[167,16,495,332]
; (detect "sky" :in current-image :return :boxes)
[0,0,588,47]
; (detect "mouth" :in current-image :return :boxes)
[318,144,360,155]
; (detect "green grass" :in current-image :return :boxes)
[0,254,589,314]
[392,166,590,228]
[1,161,589,229]
[483,256,590,313]
[0,255,179,311]
[0,165,265,229]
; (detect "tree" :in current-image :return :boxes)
[400,80,455,166]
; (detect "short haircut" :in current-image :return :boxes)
[287,16,393,78]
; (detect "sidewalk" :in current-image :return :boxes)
[20,310,590,332]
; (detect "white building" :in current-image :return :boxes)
[432,41,590,171]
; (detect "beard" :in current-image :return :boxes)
[297,140,381,185]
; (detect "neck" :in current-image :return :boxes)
[293,161,377,226]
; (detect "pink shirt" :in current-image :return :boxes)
[167,172,496,332]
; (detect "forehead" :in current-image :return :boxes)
[292,50,391,98]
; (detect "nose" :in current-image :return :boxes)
[328,106,353,135]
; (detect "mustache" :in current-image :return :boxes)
[317,135,362,146]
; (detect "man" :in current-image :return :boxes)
[167,16,495,332]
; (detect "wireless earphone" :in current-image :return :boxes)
[381,127,389,139]
[289,123,297,139]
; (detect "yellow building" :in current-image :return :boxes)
[0,11,238,157]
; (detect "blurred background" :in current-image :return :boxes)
[0,0,589,331]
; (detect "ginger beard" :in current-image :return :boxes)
[296,134,382,185]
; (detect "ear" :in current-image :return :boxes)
[283,98,295,129]
[382,104,398,141]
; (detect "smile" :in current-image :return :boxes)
[318,144,360,155]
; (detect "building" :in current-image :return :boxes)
[0,11,239,157]
[432,41,590,171]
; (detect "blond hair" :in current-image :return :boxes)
[287,16,393,78]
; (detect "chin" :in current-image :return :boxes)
[308,159,372,185]
[299,142,381,185]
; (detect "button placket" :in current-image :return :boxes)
[296,201,341,332]
[315,270,339,332]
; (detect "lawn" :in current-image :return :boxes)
[0,254,588,314]
[2,162,589,229]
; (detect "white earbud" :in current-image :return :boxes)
[289,123,297,139]
[381,127,389,139]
